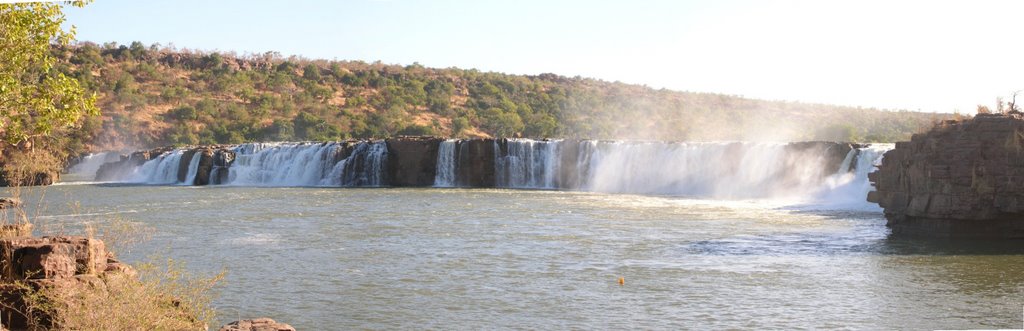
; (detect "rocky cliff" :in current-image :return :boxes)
[868,113,1024,237]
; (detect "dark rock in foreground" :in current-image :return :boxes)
[0,235,130,329]
[868,113,1024,238]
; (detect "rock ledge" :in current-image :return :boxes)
[868,113,1024,237]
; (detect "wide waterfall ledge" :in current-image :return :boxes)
[81,138,889,205]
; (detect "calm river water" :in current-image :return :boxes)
[7,183,1024,329]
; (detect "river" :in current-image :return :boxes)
[14,141,1024,329]
[9,183,1024,329]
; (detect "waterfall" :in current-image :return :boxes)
[494,139,561,189]
[93,138,892,206]
[813,144,892,209]
[183,152,202,185]
[579,142,820,198]
[434,139,458,187]
[322,141,389,187]
[65,152,115,181]
[131,150,186,184]
[228,142,341,186]
[489,139,892,201]
[226,142,386,187]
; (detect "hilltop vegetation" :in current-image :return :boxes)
[54,41,949,152]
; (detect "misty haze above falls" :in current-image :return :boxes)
[73,139,889,208]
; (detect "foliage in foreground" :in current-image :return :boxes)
[0,2,99,185]
[0,1,98,149]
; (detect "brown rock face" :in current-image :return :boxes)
[0,236,107,281]
[868,113,1024,237]
[0,236,136,329]
[219,318,296,331]
[556,139,583,189]
[457,139,496,187]
[386,137,443,186]
[192,147,236,186]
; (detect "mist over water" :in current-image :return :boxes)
[63,152,117,182]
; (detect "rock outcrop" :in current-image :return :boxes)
[218,318,296,331]
[456,138,496,187]
[386,136,443,186]
[0,235,133,329]
[868,113,1024,237]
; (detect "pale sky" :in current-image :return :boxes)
[62,0,1024,113]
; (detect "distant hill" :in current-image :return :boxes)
[54,41,951,151]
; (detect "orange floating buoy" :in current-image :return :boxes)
[618,277,625,285]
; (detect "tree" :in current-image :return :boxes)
[302,64,321,81]
[0,1,98,149]
[451,117,469,137]
[1010,90,1022,114]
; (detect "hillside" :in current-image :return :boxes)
[54,41,950,151]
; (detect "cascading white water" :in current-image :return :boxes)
[132,150,186,184]
[434,139,458,187]
[228,142,340,186]
[224,141,388,187]
[65,152,114,181]
[183,152,203,185]
[489,139,892,202]
[494,139,561,189]
[581,141,837,198]
[813,144,892,210]
[96,138,891,207]
[321,141,388,187]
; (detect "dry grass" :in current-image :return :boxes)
[16,258,223,330]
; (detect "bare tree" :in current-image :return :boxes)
[1010,90,1022,114]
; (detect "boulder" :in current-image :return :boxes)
[219,318,296,331]
[870,113,1024,237]
[0,236,107,281]
[0,236,140,330]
